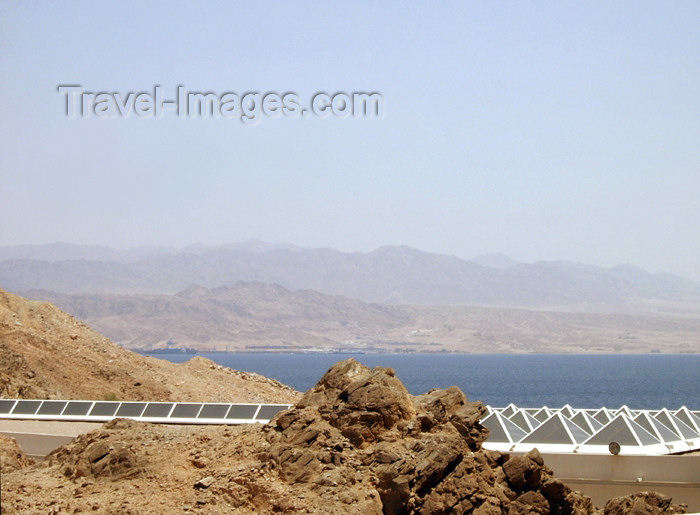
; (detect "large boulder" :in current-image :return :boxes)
[604,492,688,515]
[296,358,417,446]
[263,358,598,514]
[47,418,143,480]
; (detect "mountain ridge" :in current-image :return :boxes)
[20,282,700,354]
[1,242,698,307]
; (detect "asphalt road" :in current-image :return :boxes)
[0,419,102,460]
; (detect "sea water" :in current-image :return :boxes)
[144,352,700,410]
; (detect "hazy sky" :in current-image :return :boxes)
[1,1,699,279]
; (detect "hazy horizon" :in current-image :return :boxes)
[2,2,699,281]
[2,238,700,283]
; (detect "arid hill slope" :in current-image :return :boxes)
[0,288,299,403]
[21,284,700,353]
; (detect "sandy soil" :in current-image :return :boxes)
[0,288,300,404]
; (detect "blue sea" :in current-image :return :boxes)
[144,353,700,410]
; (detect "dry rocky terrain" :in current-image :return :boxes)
[7,241,700,354]
[1,359,688,513]
[0,291,690,513]
[25,285,700,354]
[0,288,299,403]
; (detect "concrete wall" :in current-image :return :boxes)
[540,452,700,511]
[1,420,102,460]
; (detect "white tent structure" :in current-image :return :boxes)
[499,403,519,418]
[577,414,668,455]
[654,408,700,449]
[570,411,604,435]
[557,404,576,419]
[592,407,614,426]
[508,409,541,433]
[675,407,700,434]
[615,405,635,419]
[480,404,700,456]
[511,413,590,453]
[5,399,697,457]
[633,411,690,453]
[480,412,528,452]
[532,407,553,423]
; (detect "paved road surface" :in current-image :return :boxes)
[0,419,102,460]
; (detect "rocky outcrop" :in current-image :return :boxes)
[48,419,143,480]
[258,359,599,514]
[296,359,417,446]
[604,492,688,514]
[0,433,34,472]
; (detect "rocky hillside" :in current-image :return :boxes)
[26,282,410,350]
[21,284,700,353]
[0,288,299,403]
[0,359,688,513]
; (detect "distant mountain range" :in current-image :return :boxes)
[23,282,409,350]
[21,282,700,353]
[1,241,699,308]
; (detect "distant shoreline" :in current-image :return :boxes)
[135,349,700,355]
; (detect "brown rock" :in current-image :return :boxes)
[297,359,416,447]
[0,433,34,472]
[503,449,546,491]
[190,457,208,468]
[0,288,301,403]
[604,492,687,514]
[509,491,550,514]
[194,476,215,489]
[540,477,597,514]
[45,420,142,480]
